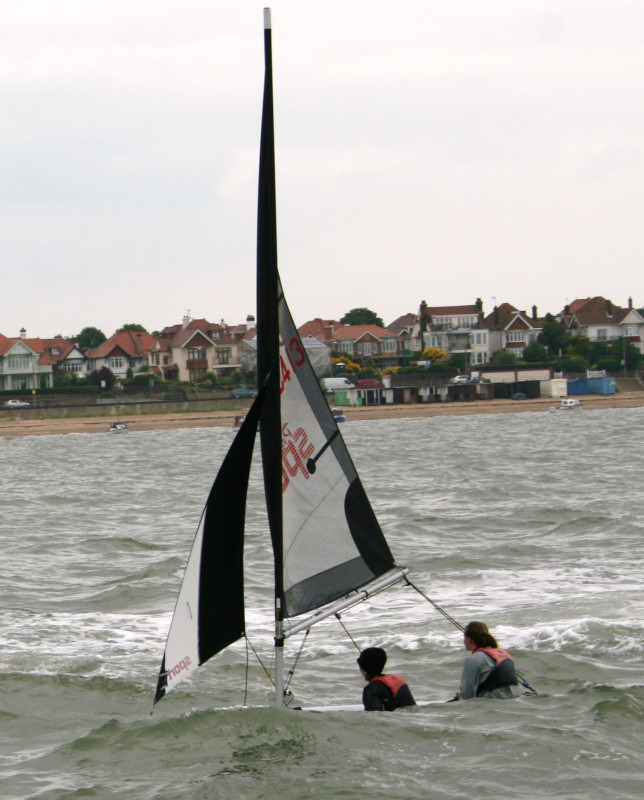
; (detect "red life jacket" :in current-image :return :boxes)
[474,648,518,694]
[474,647,513,665]
[369,673,407,696]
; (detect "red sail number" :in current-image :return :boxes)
[279,337,306,394]
[282,423,315,492]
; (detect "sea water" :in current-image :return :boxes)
[1,408,642,799]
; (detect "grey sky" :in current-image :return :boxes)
[2,1,642,338]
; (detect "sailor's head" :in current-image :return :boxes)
[463,621,498,650]
[357,647,387,678]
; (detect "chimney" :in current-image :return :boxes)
[532,305,538,321]
[136,332,142,356]
[182,314,191,329]
[607,299,612,315]
[19,327,26,338]
[475,297,483,312]
[494,306,499,327]
[628,296,633,309]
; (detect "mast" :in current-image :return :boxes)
[257,7,285,708]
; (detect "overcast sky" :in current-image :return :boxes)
[2,1,642,339]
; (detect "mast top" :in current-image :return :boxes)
[264,8,271,29]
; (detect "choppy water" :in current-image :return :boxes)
[1,408,643,799]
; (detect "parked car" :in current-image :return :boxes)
[449,375,470,384]
[3,399,31,408]
[231,387,257,399]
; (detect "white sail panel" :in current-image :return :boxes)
[278,287,395,617]
[159,512,206,696]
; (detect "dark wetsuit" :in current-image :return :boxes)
[362,673,417,711]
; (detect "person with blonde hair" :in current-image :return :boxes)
[454,621,522,700]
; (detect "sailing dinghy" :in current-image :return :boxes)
[154,8,410,711]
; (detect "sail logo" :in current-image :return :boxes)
[282,423,314,492]
[167,656,192,681]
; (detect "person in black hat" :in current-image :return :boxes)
[357,647,416,711]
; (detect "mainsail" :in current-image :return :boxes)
[155,8,404,708]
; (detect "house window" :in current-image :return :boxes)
[8,354,31,369]
[338,342,353,355]
[11,375,29,389]
[188,347,206,360]
[217,347,231,364]
[506,331,525,343]
[623,325,636,337]
[163,356,169,366]
[597,329,607,341]
[110,357,124,370]
[363,342,373,356]
[382,340,397,352]
[65,362,83,373]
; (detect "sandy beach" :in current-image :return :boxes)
[2,392,644,437]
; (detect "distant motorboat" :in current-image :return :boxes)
[550,397,582,412]
[332,408,346,423]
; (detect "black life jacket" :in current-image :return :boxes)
[474,647,518,695]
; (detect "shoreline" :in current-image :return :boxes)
[2,392,644,437]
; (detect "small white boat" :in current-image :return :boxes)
[108,421,129,432]
[550,397,582,412]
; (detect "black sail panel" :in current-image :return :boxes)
[154,396,262,703]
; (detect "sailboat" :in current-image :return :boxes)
[154,8,410,710]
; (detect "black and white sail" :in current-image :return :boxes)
[155,8,405,707]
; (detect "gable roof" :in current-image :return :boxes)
[297,318,339,342]
[386,313,417,337]
[331,323,397,342]
[86,330,156,359]
[483,303,540,331]
[567,297,630,326]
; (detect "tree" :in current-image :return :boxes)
[340,308,384,327]
[420,347,446,363]
[69,327,106,351]
[522,342,548,363]
[490,349,518,366]
[537,314,571,356]
[117,323,149,333]
[88,366,116,391]
[53,369,82,387]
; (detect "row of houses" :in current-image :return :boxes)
[1,296,642,392]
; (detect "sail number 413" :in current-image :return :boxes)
[279,337,305,394]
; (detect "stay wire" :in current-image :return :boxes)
[335,613,362,652]
[283,628,310,694]
[244,635,275,688]
[404,576,538,696]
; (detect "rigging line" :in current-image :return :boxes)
[283,628,310,693]
[244,636,250,706]
[404,577,465,631]
[404,577,538,696]
[306,429,340,474]
[335,613,361,652]
[244,635,275,688]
